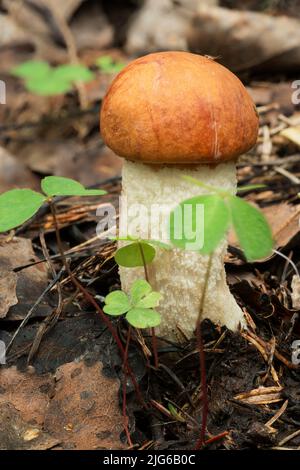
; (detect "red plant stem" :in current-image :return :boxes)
[194,253,213,450]
[138,242,159,369]
[204,431,229,447]
[49,201,145,407]
[122,327,133,447]
[195,322,208,450]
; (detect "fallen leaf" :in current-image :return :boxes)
[0,237,52,320]
[0,403,59,450]
[44,361,124,450]
[0,268,17,318]
[0,361,125,450]
[234,386,283,405]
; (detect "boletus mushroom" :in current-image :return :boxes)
[100,51,259,341]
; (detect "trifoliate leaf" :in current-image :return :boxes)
[0,189,45,232]
[26,77,71,96]
[41,176,106,197]
[135,292,162,309]
[126,308,161,329]
[228,195,273,261]
[53,64,94,83]
[96,56,125,74]
[114,242,156,267]
[169,194,229,254]
[103,290,131,316]
[11,61,50,79]
[130,280,152,305]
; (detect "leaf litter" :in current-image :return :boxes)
[1,0,300,452]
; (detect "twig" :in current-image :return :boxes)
[265,399,288,428]
[27,232,64,362]
[6,268,64,354]
[278,428,300,446]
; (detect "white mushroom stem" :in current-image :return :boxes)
[119,160,244,341]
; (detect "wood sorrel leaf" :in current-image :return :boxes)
[114,242,156,267]
[41,176,106,197]
[228,195,273,261]
[130,280,152,304]
[0,189,45,232]
[126,308,161,329]
[11,61,50,79]
[53,64,94,83]
[26,77,71,96]
[135,292,162,309]
[103,290,131,316]
[169,194,229,254]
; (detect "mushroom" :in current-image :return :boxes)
[100,51,258,341]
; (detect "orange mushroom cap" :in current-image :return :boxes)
[100,51,259,164]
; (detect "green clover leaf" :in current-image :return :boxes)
[103,290,131,316]
[41,176,106,197]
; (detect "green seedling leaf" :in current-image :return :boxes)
[103,290,131,316]
[228,195,273,261]
[96,55,125,74]
[136,292,162,309]
[0,189,45,232]
[167,403,186,423]
[53,64,94,83]
[26,77,71,96]
[126,308,161,329]
[130,279,152,304]
[169,194,229,254]
[41,176,106,197]
[11,60,50,79]
[112,236,171,250]
[115,242,156,267]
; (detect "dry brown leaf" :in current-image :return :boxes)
[44,361,124,450]
[0,361,125,450]
[0,237,51,321]
[0,403,59,450]
[0,367,54,425]
[262,203,300,249]
[0,268,17,319]
[234,386,283,405]
[228,202,300,255]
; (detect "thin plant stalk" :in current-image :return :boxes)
[194,252,214,450]
[49,200,145,407]
[122,326,133,447]
[138,241,159,369]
